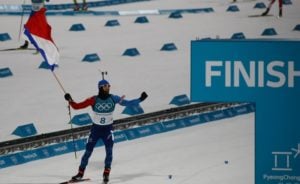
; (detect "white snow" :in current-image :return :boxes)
[0,0,299,182]
[0,113,254,184]
[0,0,299,141]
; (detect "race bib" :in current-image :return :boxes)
[92,112,113,125]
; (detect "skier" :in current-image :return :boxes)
[19,0,49,49]
[73,0,88,11]
[261,0,283,17]
[64,79,148,183]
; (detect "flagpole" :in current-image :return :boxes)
[51,71,77,159]
[51,71,66,94]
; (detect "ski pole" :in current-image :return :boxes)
[18,0,26,41]
[68,105,78,159]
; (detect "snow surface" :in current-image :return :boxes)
[0,113,254,184]
[0,0,299,141]
[2,0,296,182]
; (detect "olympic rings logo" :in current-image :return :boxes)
[94,103,113,111]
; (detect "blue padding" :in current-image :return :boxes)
[184,114,206,126]
[82,53,100,62]
[283,0,292,5]
[0,67,13,78]
[0,103,254,169]
[122,48,140,57]
[122,104,144,115]
[71,113,93,126]
[20,0,151,11]
[12,123,37,137]
[19,150,41,163]
[105,19,120,27]
[261,28,277,36]
[0,7,215,16]
[0,33,11,41]
[160,43,177,51]
[0,155,15,169]
[162,119,186,132]
[50,143,71,156]
[95,139,104,147]
[293,24,300,31]
[134,16,149,23]
[124,123,164,140]
[69,23,85,31]
[231,32,246,39]
[227,5,239,12]
[169,11,182,19]
[169,94,190,106]
[254,2,266,9]
[38,61,58,70]
[233,103,255,115]
[113,131,128,143]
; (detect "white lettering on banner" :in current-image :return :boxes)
[114,134,125,140]
[139,128,151,134]
[213,112,224,119]
[236,107,247,113]
[23,153,38,160]
[54,145,68,152]
[165,123,176,128]
[262,143,300,183]
[78,116,90,121]
[205,60,300,88]
[189,117,200,124]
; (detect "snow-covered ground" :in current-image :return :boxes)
[0,113,254,184]
[2,0,297,182]
[1,0,298,142]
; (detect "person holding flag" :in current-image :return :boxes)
[23,0,59,70]
[64,79,148,183]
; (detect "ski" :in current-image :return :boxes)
[59,178,90,184]
[248,14,273,17]
[0,47,36,52]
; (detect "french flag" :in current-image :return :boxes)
[24,7,59,70]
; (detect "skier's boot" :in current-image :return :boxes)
[261,8,270,16]
[19,41,29,49]
[73,4,80,11]
[71,168,85,181]
[82,3,88,11]
[103,168,110,183]
[279,8,282,17]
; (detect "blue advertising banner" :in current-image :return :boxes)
[191,39,300,184]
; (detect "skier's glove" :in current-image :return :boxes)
[64,93,73,102]
[139,92,148,102]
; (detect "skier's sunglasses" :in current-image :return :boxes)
[101,84,111,88]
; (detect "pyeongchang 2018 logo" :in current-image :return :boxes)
[263,143,300,184]
[205,60,300,88]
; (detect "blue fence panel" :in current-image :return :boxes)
[113,131,128,143]
[162,119,186,132]
[0,67,13,78]
[12,123,37,137]
[19,150,41,163]
[71,113,93,126]
[0,155,15,169]
[184,114,205,126]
